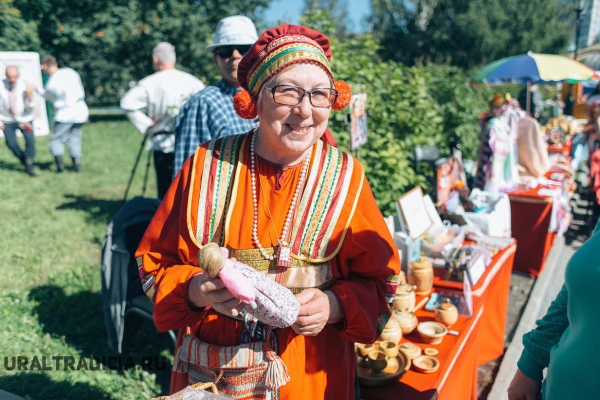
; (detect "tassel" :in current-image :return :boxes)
[332,80,352,110]
[264,346,291,389]
[233,90,258,119]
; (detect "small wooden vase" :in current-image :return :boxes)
[408,257,433,296]
[393,282,416,312]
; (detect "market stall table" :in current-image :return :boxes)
[432,242,516,365]
[360,243,516,399]
[506,167,571,277]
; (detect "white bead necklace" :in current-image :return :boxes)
[250,130,310,267]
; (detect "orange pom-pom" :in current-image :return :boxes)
[332,80,352,111]
[233,90,257,119]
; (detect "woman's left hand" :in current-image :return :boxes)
[292,289,341,336]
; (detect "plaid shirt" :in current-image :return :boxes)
[173,80,258,178]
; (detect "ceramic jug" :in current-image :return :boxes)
[408,257,434,296]
[434,298,459,327]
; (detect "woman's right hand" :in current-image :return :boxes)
[507,369,542,400]
[187,273,244,317]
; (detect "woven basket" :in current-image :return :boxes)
[151,382,219,400]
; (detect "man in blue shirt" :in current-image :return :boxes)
[173,16,259,178]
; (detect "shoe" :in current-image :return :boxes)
[71,157,81,173]
[24,157,36,177]
[55,156,65,172]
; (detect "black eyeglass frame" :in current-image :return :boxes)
[264,84,339,108]
[214,45,252,59]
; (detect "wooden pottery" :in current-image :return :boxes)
[391,310,419,335]
[379,319,402,344]
[424,348,439,357]
[417,321,448,345]
[412,355,440,374]
[434,298,459,327]
[356,343,376,367]
[367,351,388,377]
[357,351,411,387]
[408,257,434,296]
[398,342,422,360]
[393,283,416,312]
[379,341,399,369]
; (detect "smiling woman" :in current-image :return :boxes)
[136,24,400,400]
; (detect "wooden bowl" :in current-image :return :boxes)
[412,355,440,374]
[356,343,377,358]
[417,321,448,345]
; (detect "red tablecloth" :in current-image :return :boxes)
[507,187,556,277]
[361,244,516,399]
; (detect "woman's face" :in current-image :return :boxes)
[255,63,332,165]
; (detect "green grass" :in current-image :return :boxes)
[0,120,174,399]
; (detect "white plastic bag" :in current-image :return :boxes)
[460,189,511,238]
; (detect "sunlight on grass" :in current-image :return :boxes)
[0,120,173,399]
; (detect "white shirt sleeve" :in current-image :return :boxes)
[120,84,153,134]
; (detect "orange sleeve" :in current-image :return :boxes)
[328,177,400,344]
[136,147,205,332]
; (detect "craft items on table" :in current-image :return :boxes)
[412,355,440,374]
[378,319,402,344]
[434,298,459,328]
[398,342,422,360]
[391,310,419,335]
[417,321,448,345]
[392,282,416,312]
[408,257,434,296]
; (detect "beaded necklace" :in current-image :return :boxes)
[250,130,310,268]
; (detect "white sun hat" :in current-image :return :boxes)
[205,15,259,53]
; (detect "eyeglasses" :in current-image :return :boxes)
[214,45,252,59]
[264,85,338,108]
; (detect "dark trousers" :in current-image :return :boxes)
[153,151,174,200]
[3,123,35,160]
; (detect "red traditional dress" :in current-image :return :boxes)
[137,131,400,399]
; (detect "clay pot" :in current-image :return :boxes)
[393,283,416,312]
[398,342,422,360]
[434,298,459,327]
[408,257,434,296]
[391,310,419,335]
[379,319,402,344]
[417,321,448,345]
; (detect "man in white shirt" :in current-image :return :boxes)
[120,42,205,199]
[41,55,89,173]
[0,66,37,176]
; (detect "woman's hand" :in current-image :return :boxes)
[292,289,341,336]
[187,273,244,317]
[507,369,542,400]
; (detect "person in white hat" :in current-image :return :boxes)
[172,15,259,178]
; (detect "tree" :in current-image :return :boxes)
[12,0,271,105]
[303,0,350,39]
[0,0,40,52]
[370,0,572,68]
